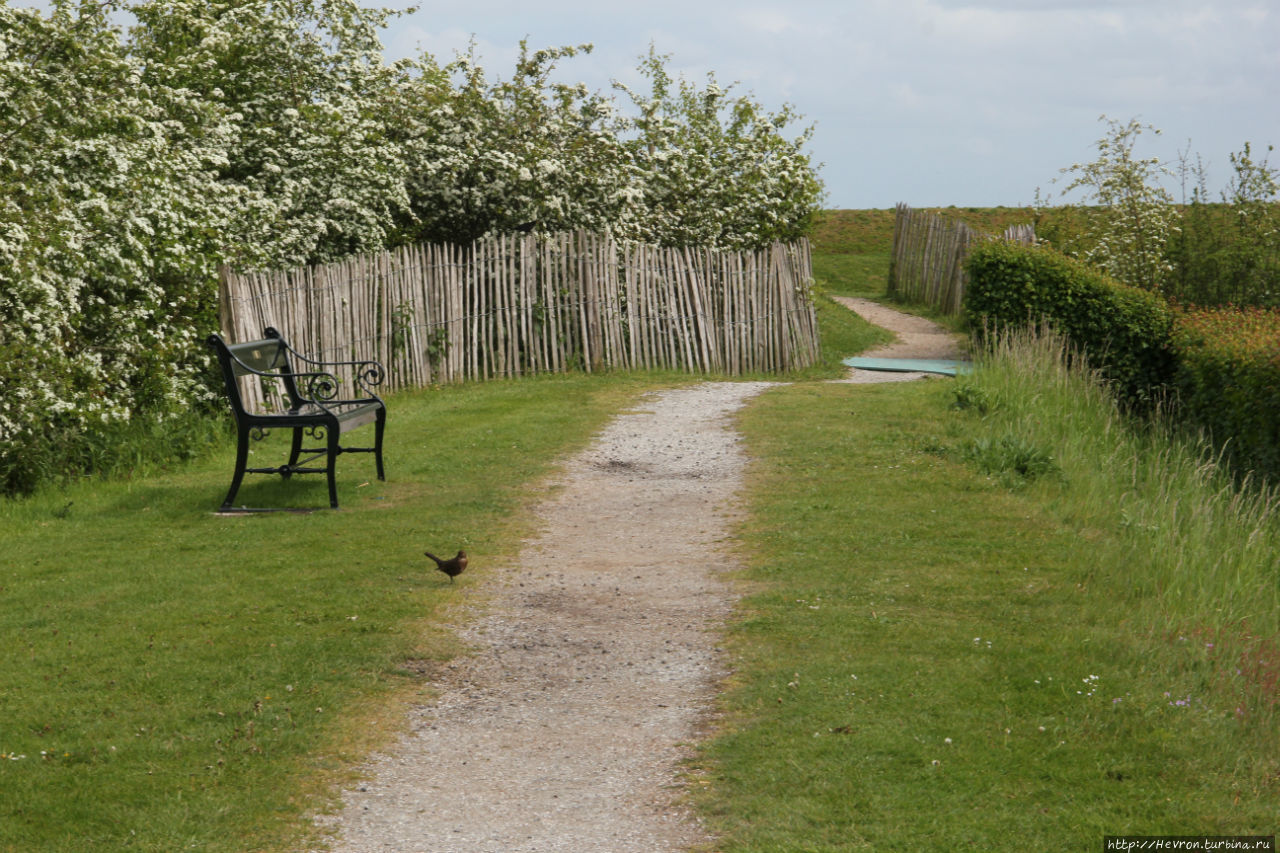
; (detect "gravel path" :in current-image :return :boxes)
[313,300,960,852]
[829,296,964,384]
[315,382,778,852]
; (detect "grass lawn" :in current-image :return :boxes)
[0,278,889,850]
[5,217,1274,850]
[696,375,1278,850]
[813,253,890,300]
[688,229,1278,850]
[0,372,692,851]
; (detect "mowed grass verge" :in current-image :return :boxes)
[0,371,693,852]
[694,360,1279,850]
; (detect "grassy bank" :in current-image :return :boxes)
[695,332,1280,849]
[697,230,1278,847]
[812,207,1040,256]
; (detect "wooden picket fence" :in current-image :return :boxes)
[887,203,1036,315]
[218,231,819,411]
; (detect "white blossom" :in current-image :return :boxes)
[0,2,822,493]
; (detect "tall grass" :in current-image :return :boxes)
[690,218,1279,849]
[960,326,1280,716]
[0,407,229,498]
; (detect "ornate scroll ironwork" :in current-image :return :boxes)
[303,371,341,402]
[356,361,386,390]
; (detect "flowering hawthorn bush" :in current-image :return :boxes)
[391,42,635,246]
[1168,142,1280,307]
[614,47,823,251]
[129,0,425,268]
[0,1,238,492]
[1045,116,1278,306]
[0,0,823,495]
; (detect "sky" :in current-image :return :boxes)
[368,0,1279,209]
[16,0,1280,209]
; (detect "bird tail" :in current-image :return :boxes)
[423,551,442,566]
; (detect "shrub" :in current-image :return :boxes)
[389,42,634,247]
[1172,306,1280,481]
[964,240,1176,409]
[1042,118,1279,307]
[962,433,1061,487]
[1,2,823,497]
[1167,144,1280,308]
[613,47,824,251]
[0,2,231,495]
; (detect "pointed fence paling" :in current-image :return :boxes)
[219,231,819,412]
[887,203,1036,315]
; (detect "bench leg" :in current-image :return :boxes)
[374,407,386,481]
[326,428,341,509]
[222,428,250,509]
[286,427,304,476]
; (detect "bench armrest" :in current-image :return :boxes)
[286,352,386,399]
[264,328,386,399]
[214,351,343,406]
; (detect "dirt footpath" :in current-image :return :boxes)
[316,382,777,852]
[830,296,964,377]
[314,301,961,852]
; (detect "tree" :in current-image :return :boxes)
[391,42,632,246]
[1168,140,1279,306]
[1,1,825,494]
[129,0,419,267]
[614,47,824,250]
[1219,142,1280,304]
[1057,116,1180,294]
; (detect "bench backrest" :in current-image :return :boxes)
[207,331,304,416]
[224,338,288,377]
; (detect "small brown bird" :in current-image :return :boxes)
[424,549,468,582]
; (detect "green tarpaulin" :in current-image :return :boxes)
[842,357,973,376]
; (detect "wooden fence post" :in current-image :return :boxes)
[888,205,1036,315]
[219,232,821,398]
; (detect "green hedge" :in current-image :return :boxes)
[964,240,1176,409]
[1172,307,1280,481]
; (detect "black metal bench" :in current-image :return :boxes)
[206,327,386,510]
